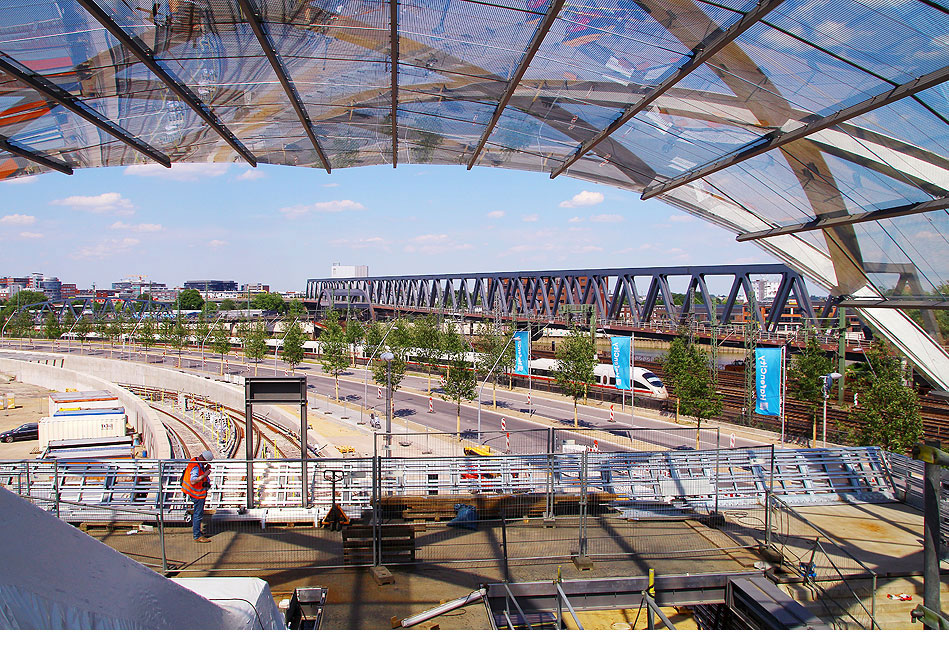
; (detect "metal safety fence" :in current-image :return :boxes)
[0,445,895,580]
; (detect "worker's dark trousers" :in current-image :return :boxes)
[191,496,206,539]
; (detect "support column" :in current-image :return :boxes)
[837,306,847,405]
[245,401,254,510]
[301,400,308,507]
[922,440,942,629]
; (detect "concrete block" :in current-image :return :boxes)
[572,555,594,571]
[371,565,394,585]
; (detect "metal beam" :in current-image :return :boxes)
[642,63,949,199]
[737,197,949,242]
[550,0,785,179]
[838,298,949,310]
[390,0,399,168]
[467,0,566,169]
[76,0,257,167]
[237,0,332,172]
[0,53,170,167]
[0,135,72,175]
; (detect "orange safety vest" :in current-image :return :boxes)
[181,457,210,499]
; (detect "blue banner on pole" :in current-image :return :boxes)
[755,347,782,416]
[514,331,530,375]
[611,336,631,390]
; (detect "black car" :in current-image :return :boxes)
[1,422,38,443]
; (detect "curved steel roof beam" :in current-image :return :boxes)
[236,0,331,173]
[390,0,399,168]
[75,0,257,167]
[549,0,786,179]
[0,52,171,168]
[0,136,72,175]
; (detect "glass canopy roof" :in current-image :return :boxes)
[0,0,947,386]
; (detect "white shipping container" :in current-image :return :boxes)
[49,391,120,417]
[39,413,127,447]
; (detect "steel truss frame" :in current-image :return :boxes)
[12,298,176,322]
[307,264,816,331]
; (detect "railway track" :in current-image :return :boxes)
[151,404,216,459]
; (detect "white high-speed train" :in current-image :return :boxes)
[520,358,669,400]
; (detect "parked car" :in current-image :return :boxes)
[1,422,38,443]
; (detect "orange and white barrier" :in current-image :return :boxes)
[500,417,506,432]
[592,440,599,452]
[428,396,434,413]
[505,433,510,454]
[609,405,615,422]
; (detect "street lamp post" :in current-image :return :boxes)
[477,333,516,443]
[362,320,397,423]
[381,352,394,458]
[201,311,226,370]
[821,372,843,447]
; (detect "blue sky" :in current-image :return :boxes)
[0,162,777,292]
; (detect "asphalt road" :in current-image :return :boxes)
[3,341,771,453]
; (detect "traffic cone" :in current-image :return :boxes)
[428,396,434,413]
[609,404,615,422]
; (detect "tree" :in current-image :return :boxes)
[848,341,923,453]
[319,311,350,400]
[344,318,365,366]
[661,336,690,422]
[440,328,476,436]
[219,298,237,311]
[280,321,306,372]
[94,314,107,350]
[10,310,31,342]
[107,313,126,356]
[175,288,205,311]
[788,334,834,444]
[476,322,514,407]
[193,316,210,360]
[251,292,287,314]
[554,327,596,427]
[139,319,155,361]
[211,323,231,374]
[244,321,269,375]
[676,345,722,444]
[0,290,47,323]
[413,315,444,393]
[75,316,91,353]
[364,321,385,353]
[170,317,189,367]
[43,311,62,348]
[372,347,407,418]
[288,300,306,316]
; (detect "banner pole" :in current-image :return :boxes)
[630,332,635,426]
[780,345,786,445]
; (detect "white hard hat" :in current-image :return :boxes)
[200,450,214,461]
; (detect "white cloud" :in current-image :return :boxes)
[207,239,227,248]
[124,163,229,181]
[323,182,340,188]
[330,236,387,249]
[669,214,696,223]
[1,213,36,225]
[73,237,140,260]
[403,233,472,254]
[559,190,604,208]
[237,168,266,181]
[281,199,365,218]
[486,210,505,219]
[110,220,163,233]
[568,216,583,223]
[522,214,539,222]
[19,232,43,239]
[51,192,134,216]
[589,213,624,223]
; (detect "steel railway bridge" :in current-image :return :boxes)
[307,263,826,332]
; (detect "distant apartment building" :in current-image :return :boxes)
[0,274,60,300]
[60,283,78,299]
[753,278,779,303]
[112,277,167,299]
[330,264,369,278]
[241,283,270,295]
[184,280,238,292]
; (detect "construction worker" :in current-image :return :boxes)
[181,450,213,543]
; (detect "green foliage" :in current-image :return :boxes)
[848,341,923,453]
[288,300,306,316]
[440,352,476,433]
[0,291,48,322]
[74,316,91,346]
[372,353,406,396]
[319,311,350,397]
[9,310,32,339]
[175,289,205,311]
[364,321,385,352]
[476,322,515,396]
[788,334,834,416]
[211,324,231,373]
[251,292,287,314]
[280,321,306,371]
[554,327,596,425]
[139,319,155,352]
[192,316,210,346]
[244,321,269,374]
[413,315,444,391]
[219,298,237,311]
[170,317,189,362]
[661,336,722,431]
[44,311,62,342]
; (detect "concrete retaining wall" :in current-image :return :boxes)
[0,351,167,458]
